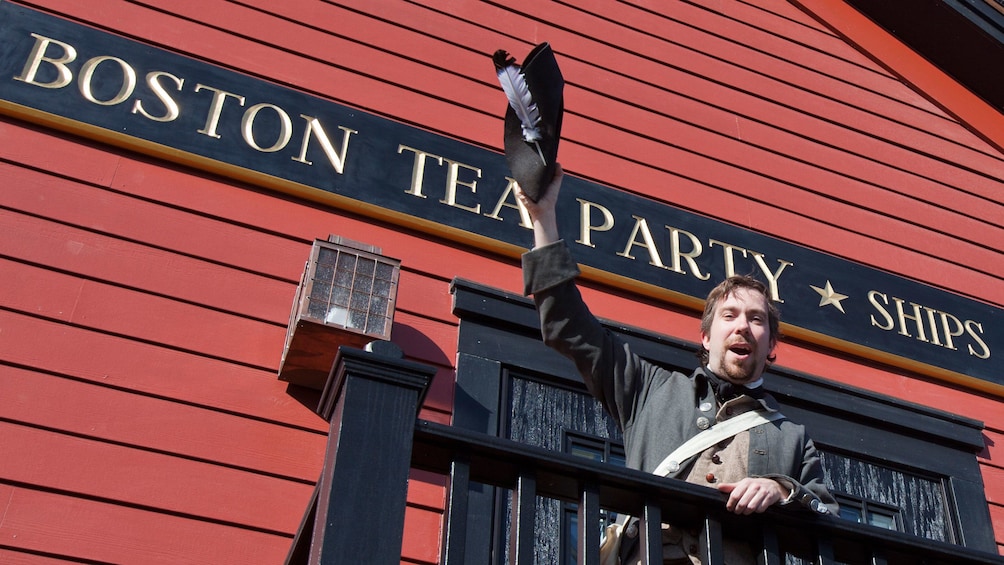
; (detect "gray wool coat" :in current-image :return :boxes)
[523,240,838,515]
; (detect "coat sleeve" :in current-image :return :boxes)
[522,240,652,430]
[761,434,840,516]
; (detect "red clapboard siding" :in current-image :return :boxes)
[402,505,444,565]
[0,309,328,431]
[981,429,1004,469]
[0,550,76,564]
[776,338,1004,428]
[992,504,1004,547]
[417,366,457,419]
[13,0,497,144]
[396,270,456,331]
[3,74,999,313]
[402,0,1003,165]
[54,0,995,303]
[557,93,1003,257]
[0,159,309,284]
[2,258,286,369]
[182,0,1004,210]
[408,469,447,511]
[0,365,327,481]
[633,0,882,72]
[0,422,314,533]
[0,483,292,565]
[983,464,1004,506]
[790,0,1004,153]
[9,0,1003,208]
[556,142,1004,305]
[0,119,529,299]
[0,208,296,325]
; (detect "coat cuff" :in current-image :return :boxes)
[522,240,581,295]
[759,474,831,515]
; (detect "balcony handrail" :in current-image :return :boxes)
[412,419,1004,565]
[287,346,1004,565]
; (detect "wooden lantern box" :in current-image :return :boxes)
[277,237,400,390]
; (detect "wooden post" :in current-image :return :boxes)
[300,345,434,565]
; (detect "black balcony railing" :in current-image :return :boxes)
[286,346,1004,565]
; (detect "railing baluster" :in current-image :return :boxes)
[758,525,782,565]
[817,537,836,565]
[870,549,888,565]
[577,483,601,565]
[639,502,662,565]
[510,469,537,565]
[440,454,470,565]
[702,515,725,565]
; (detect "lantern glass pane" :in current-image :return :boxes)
[356,257,376,277]
[350,291,371,312]
[348,308,368,330]
[375,261,395,281]
[324,305,348,326]
[373,278,392,298]
[316,247,338,265]
[335,254,356,287]
[370,296,390,316]
[314,263,335,283]
[331,285,350,307]
[307,299,328,320]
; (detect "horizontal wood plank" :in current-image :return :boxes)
[0,309,328,431]
[982,464,1004,506]
[0,365,327,481]
[0,207,296,324]
[0,422,314,533]
[1,257,287,368]
[0,549,82,564]
[0,157,309,283]
[401,504,444,565]
[0,483,293,565]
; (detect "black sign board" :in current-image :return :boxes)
[0,2,998,393]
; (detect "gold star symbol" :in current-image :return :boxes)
[810,280,848,314]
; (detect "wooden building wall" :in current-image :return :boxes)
[0,0,1001,562]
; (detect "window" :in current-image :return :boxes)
[450,279,997,563]
[835,494,902,531]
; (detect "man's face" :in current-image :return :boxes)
[701,287,776,385]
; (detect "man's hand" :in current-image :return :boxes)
[717,478,789,515]
[514,163,564,249]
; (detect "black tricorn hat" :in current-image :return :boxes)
[492,42,564,202]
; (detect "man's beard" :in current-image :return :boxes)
[716,341,759,384]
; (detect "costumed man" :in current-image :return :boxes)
[515,165,838,564]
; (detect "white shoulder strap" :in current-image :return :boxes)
[651,410,784,477]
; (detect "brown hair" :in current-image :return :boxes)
[698,275,781,366]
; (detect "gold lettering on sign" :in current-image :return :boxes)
[892,297,930,342]
[575,199,614,248]
[868,291,895,330]
[293,117,355,174]
[618,215,668,269]
[709,239,790,302]
[868,291,990,359]
[78,56,135,105]
[241,103,292,153]
[483,178,533,228]
[14,34,76,89]
[666,226,710,280]
[398,145,443,199]
[709,239,747,277]
[441,158,482,214]
[131,71,184,122]
[966,321,991,359]
[194,84,245,139]
[751,252,792,304]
